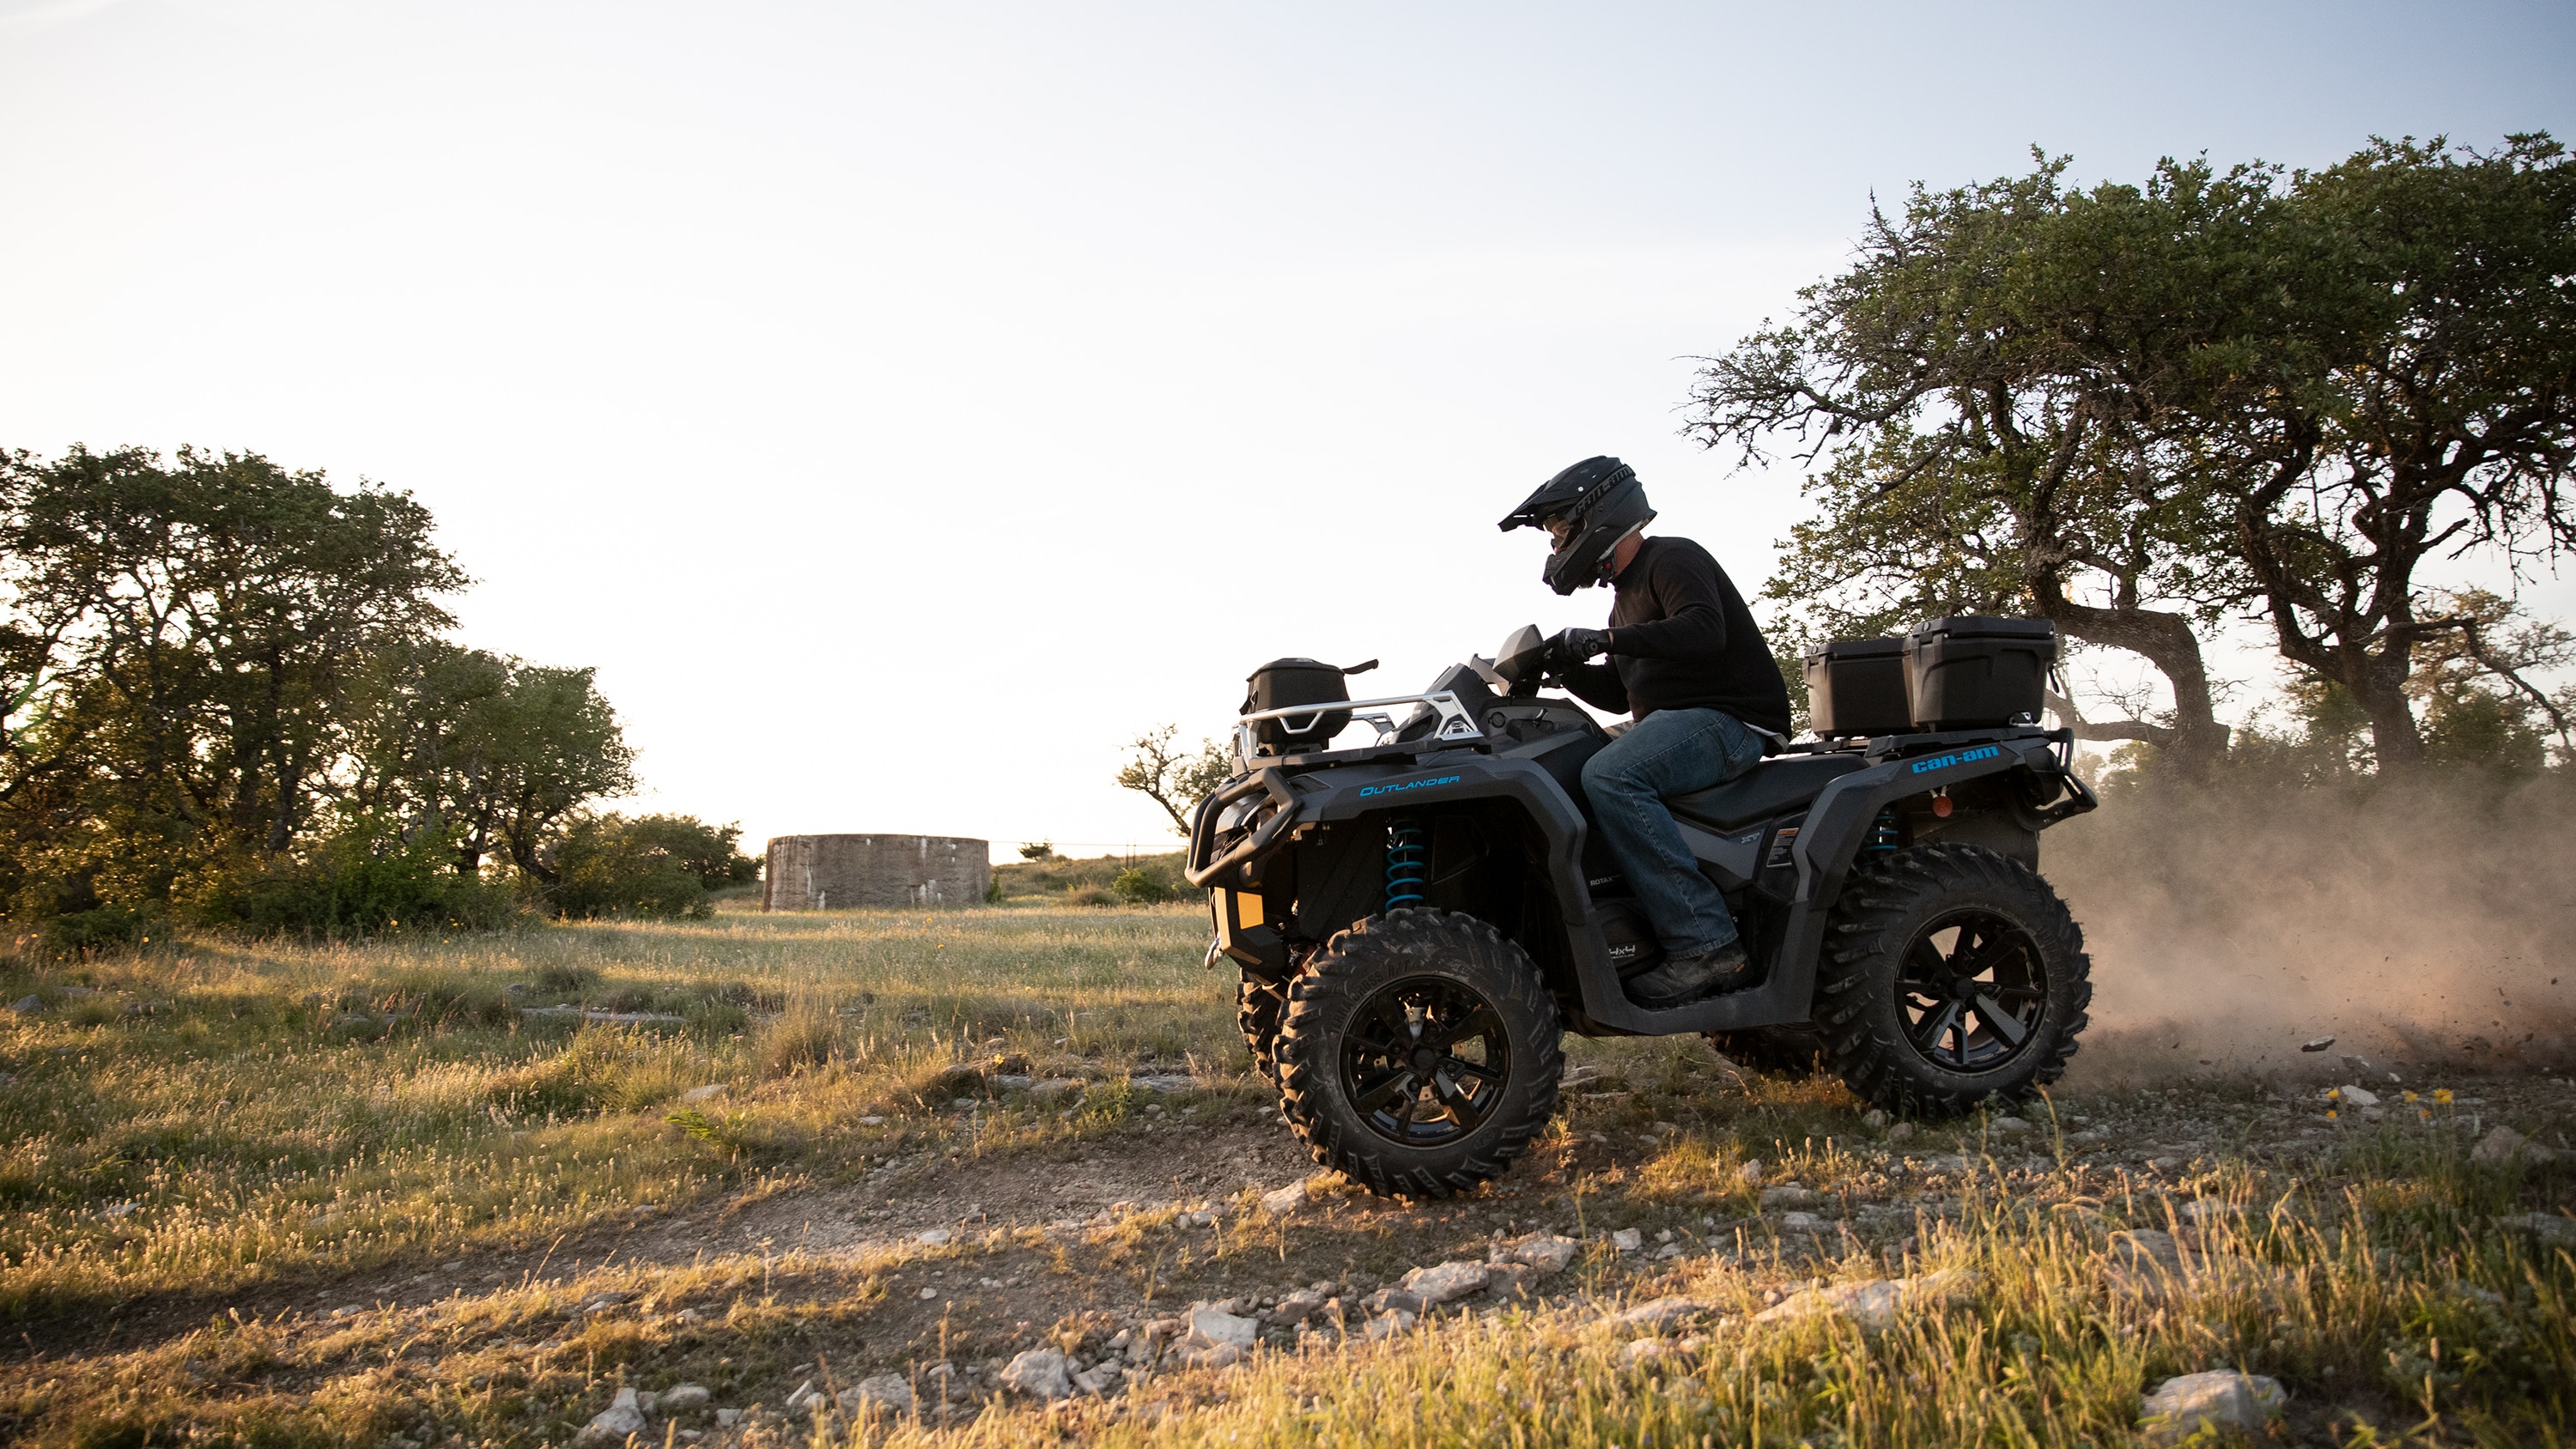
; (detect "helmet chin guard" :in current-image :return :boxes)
[1498,456,1656,595]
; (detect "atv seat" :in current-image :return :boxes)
[1665,754,1869,831]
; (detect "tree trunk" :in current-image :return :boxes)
[2028,587,2229,779]
[2346,650,2427,772]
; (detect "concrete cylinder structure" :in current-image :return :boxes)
[762,834,990,911]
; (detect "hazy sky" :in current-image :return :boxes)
[5,1,2572,859]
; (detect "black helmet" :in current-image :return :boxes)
[1498,455,1656,595]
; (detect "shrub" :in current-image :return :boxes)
[182,819,524,938]
[542,813,717,919]
[1112,867,1176,904]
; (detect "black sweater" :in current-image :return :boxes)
[1561,537,1794,735]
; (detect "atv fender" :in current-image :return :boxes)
[1568,734,2088,1037]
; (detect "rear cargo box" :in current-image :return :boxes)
[1802,637,1912,737]
[1903,617,2055,729]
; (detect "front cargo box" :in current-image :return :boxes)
[1803,636,1911,737]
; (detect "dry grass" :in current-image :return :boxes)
[2,900,2571,1447]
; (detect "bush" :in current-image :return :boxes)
[543,813,742,919]
[183,819,524,938]
[1112,867,1176,904]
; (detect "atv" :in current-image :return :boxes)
[1184,618,2099,1199]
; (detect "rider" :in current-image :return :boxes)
[1498,456,1794,1007]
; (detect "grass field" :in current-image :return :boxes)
[3,899,2572,1447]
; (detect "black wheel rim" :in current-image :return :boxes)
[1893,907,2048,1075]
[1340,974,1510,1148]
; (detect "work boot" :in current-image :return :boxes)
[1625,940,1752,1008]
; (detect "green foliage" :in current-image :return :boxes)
[541,813,750,920]
[1111,865,1176,904]
[1115,724,1235,835]
[0,446,643,937]
[1017,840,1055,859]
[1692,134,2576,776]
[989,850,1189,905]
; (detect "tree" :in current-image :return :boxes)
[0,445,646,934]
[1691,136,2576,777]
[1687,155,2267,775]
[0,446,465,912]
[2197,136,2576,770]
[1115,724,1234,835]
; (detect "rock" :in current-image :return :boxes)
[1608,1227,1643,1252]
[1735,1158,1765,1186]
[1187,1304,1260,1349]
[1613,1296,1715,1333]
[1360,1287,1425,1317]
[1862,1108,1892,1129]
[1778,1211,1825,1232]
[1000,1349,1072,1400]
[1030,1079,1083,1100]
[659,1385,711,1412]
[1072,1362,1124,1395]
[2334,1084,2380,1108]
[574,1387,649,1445]
[1759,1279,1901,1329]
[1619,1337,1668,1367]
[62,985,94,997]
[916,1228,953,1246]
[1399,1260,1492,1305]
[1363,1310,1417,1340]
[9,995,40,1014]
[2471,1125,2558,1167]
[677,1084,726,1103]
[2137,1370,2286,1446]
[781,1380,821,1413]
[1133,1074,1196,1094]
[1755,1270,1978,1331]
[1269,1289,1328,1323]
[1261,1180,1308,1217]
[714,1410,740,1428]
[2300,1036,2334,1052]
[2180,1199,2238,1225]
[1492,1232,1577,1276]
[993,1074,1036,1090]
[837,1374,911,1415]
[1888,1121,1915,1142]
[1991,1116,2032,1133]
[1759,1184,1818,1209]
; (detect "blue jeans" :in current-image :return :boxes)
[1579,707,1766,956]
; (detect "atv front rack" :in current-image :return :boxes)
[1230,689,1484,767]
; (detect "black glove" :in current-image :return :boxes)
[1546,627,1610,670]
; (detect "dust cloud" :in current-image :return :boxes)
[2041,773,2576,1086]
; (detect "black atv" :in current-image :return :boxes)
[1184,617,2099,1199]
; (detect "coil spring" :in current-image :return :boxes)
[1863,808,1903,856]
[1384,816,1427,911]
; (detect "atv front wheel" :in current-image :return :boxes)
[1238,976,1285,1086]
[1815,844,2090,1116]
[1274,908,1563,1198]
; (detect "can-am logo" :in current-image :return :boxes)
[1359,773,1461,797]
[1910,744,2001,775]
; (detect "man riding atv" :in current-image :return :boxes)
[1501,455,1790,1009]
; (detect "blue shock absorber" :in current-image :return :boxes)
[1863,808,1903,856]
[1384,816,1427,911]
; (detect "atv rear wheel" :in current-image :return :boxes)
[1238,977,1285,1086]
[1704,1024,1827,1078]
[1815,844,2089,1117]
[1274,908,1562,1198]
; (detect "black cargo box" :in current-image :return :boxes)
[1802,637,1913,737]
[1903,616,2055,729]
[1242,658,1353,754]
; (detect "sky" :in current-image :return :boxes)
[4,0,2573,861]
